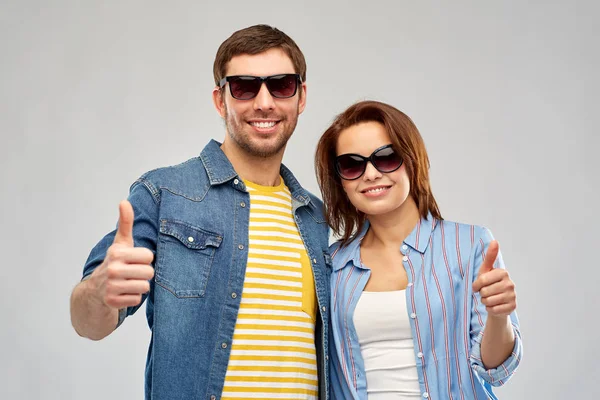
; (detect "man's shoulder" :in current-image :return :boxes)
[133,156,210,200]
[140,156,205,183]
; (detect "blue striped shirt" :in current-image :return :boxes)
[329,216,523,400]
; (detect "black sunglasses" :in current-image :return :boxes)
[219,74,302,100]
[335,144,403,180]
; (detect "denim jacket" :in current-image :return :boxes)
[82,140,332,400]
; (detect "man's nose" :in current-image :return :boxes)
[253,83,276,111]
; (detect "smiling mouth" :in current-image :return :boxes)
[249,121,279,129]
[362,186,391,194]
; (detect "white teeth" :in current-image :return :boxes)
[366,187,387,193]
[251,121,276,128]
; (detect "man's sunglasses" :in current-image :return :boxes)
[335,144,403,180]
[219,74,302,100]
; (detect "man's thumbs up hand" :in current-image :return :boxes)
[89,201,155,310]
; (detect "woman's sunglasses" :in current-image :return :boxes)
[219,74,302,100]
[335,144,403,180]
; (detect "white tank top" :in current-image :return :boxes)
[353,290,422,399]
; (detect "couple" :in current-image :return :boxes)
[70,25,522,400]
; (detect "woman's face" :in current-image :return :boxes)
[336,121,412,218]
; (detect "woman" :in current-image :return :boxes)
[315,101,522,399]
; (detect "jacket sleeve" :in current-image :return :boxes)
[81,177,160,327]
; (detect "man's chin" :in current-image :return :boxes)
[229,135,282,158]
[249,144,286,158]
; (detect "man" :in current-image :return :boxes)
[70,25,331,400]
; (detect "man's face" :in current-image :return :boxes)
[213,48,307,158]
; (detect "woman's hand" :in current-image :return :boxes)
[472,240,517,317]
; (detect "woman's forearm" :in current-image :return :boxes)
[480,314,515,369]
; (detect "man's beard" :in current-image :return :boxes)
[223,106,299,158]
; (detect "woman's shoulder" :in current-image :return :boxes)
[435,218,496,246]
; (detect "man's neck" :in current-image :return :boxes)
[220,141,284,187]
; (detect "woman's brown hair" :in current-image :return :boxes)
[315,100,442,246]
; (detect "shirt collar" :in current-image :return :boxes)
[199,139,313,207]
[279,163,313,207]
[199,139,238,185]
[403,213,438,254]
[332,213,438,272]
[332,221,370,271]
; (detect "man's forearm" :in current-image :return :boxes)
[70,279,118,341]
[480,315,515,369]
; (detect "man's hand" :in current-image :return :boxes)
[89,200,155,309]
[472,240,517,317]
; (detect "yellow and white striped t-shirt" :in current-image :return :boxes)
[222,179,318,400]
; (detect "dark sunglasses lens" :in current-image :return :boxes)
[336,155,366,180]
[229,77,261,100]
[373,147,402,172]
[266,74,298,98]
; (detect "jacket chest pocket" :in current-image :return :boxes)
[156,219,223,298]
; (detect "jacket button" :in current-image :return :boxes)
[238,244,244,250]
[221,343,227,349]
[231,292,237,299]
[240,202,246,208]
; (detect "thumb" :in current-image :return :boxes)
[113,200,135,247]
[478,240,499,276]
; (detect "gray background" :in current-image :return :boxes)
[1,0,598,399]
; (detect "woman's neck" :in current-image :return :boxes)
[362,196,421,249]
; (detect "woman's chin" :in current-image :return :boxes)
[358,204,398,218]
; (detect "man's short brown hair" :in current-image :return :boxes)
[213,25,306,86]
